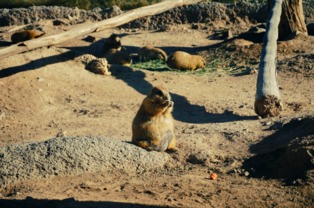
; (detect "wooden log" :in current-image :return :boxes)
[0,0,203,60]
[279,0,308,39]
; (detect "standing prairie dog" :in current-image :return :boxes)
[138,45,167,62]
[102,33,122,55]
[132,86,176,152]
[11,30,46,44]
[166,51,206,71]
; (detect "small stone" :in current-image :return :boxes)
[56,131,67,137]
[0,111,5,120]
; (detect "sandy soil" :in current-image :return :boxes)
[0,17,313,208]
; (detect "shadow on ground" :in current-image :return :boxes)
[0,197,169,208]
[1,36,257,124]
[110,65,256,124]
[242,116,314,180]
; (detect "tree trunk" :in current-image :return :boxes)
[255,0,283,117]
[0,0,202,60]
[277,0,308,39]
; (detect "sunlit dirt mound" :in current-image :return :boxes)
[243,116,314,181]
[277,54,314,78]
[202,34,314,77]
[0,136,169,186]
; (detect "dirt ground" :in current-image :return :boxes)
[0,15,313,208]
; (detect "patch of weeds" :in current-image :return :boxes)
[192,58,238,76]
[132,59,170,72]
[182,59,219,76]
[132,57,239,76]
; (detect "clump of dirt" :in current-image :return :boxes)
[122,2,268,31]
[0,136,169,186]
[277,54,314,78]
[202,33,314,77]
[2,1,314,30]
[244,116,314,181]
[0,5,123,26]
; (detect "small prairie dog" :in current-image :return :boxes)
[166,51,206,71]
[132,86,176,152]
[104,49,132,66]
[102,33,122,55]
[138,45,168,62]
[11,30,46,44]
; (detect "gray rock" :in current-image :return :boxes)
[0,136,169,186]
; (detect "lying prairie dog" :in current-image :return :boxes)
[104,49,132,66]
[138,45,167,62]
[85,58,111,76]
[11,30,46,43]
[166,51,206,71]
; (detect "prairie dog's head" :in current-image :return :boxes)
[143,86,173,115]
[196,55,206,69]
[156,49,168,62]
[110,34,121,44]
[103,33,122,53]
[146,86,173,109]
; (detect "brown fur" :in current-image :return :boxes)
[104,49,132,66]
[102,34,122,55]
[166,51,206,71]
[132,86,176,152]
[85,58,111,76]
[138,46,167,62]
[11,30,46,44]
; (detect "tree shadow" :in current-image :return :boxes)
[65,39,104,57]
[171,93,256,123]
[110,65,256,124]
[0,40,12,47]
[0,35,257,124]
[67,32,140,57]
[0,197,168,208]
[0,50,79,79]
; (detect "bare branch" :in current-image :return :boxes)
[0,0,203,60]
[255,0,283,117]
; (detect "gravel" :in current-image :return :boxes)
[0,136,169,185]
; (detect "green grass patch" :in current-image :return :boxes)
[132,58,238,76]
[132,59,169,72]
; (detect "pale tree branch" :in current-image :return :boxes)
[0,0,203,60]
[255,0,283,117]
